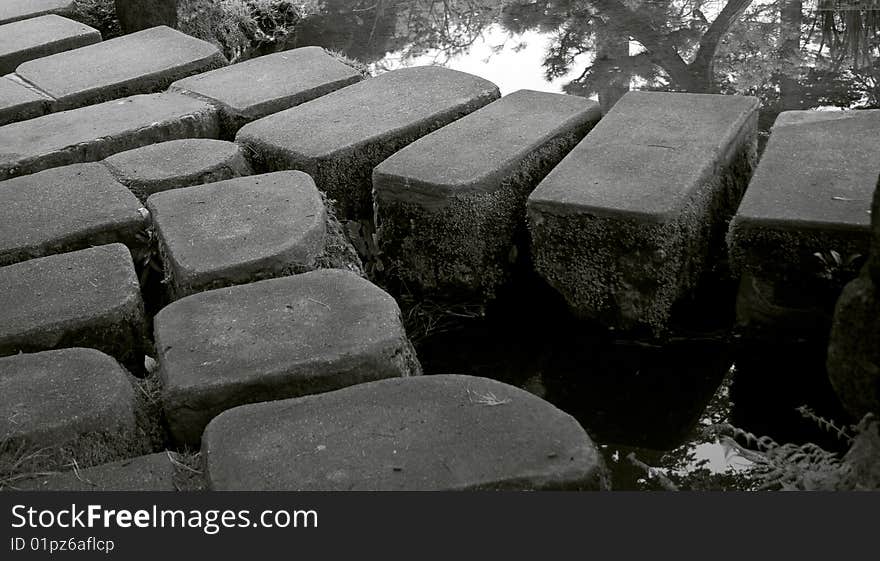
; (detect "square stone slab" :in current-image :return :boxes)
[0,348,138,469]
[102,138,252,201]
[15,25,227,111]
[0,14,101,75]
[0,75,51,126]
[374,89,601,300]
[0,1,74,25]
[236,66,500,218]
[527,91,759,333]
[146,171,328,300]
[154,269,421,445]
[0,244,146,369]
[170,47,363,138]
[0,92,220,181]
[201,375,608,491]
[0,163,148,266]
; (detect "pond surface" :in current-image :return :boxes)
[286,0,872,489]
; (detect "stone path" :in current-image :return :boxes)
[528,91,759,333]
[374,89,601,301]
[236,66,501,218]
[2,13,874,491]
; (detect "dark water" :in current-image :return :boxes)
[285,0,870,489]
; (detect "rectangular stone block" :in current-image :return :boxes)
[15,25,227,111]
[0,14,101,75]
[727,110,880,334]
[0,75,51,126]
[0,348,139,472]
[170,47,363,138]
[236,66,500,218]
[0,92,220,181]
[0,163,148,266]
[0,0,74,25]
[0,244,147,370]
[527,91,759,333]
[154,270,420,445]
[374,89,601,300]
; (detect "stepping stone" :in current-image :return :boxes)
[527,91,759,333]
[374,90,601,300]
[201,375,609,491]
[154,269,421,445]
[0,244,146,370]
[0,0,74,25]
[147,171,330,300]
[171,47,363,138]
[103,138,252,201]
[0,75,51,126]
[728,110,880,334]
[15,26,226,111]
[0,348,138,470]
[15,453,180,491]
[0,163,148,266]
[236,66,500,218]
[0,15,101,75]
[0,92,220,181]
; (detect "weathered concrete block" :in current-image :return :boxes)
[15,453,181,491]
[0,92,220,181]
[527,91,759,333]
[202,375,608,491]
[728,110,880,335]
[0,0,74,25]
[0,75,51,126]
[171,47,363,138]
[0,163,148,266]
[16,26,226,111]
[0,244,146,369]
[0,15,101,75]
[154,269,421,445]
[146,171,340,300]
[0,348,139,470]
[146,170,361,297]
[374,90,601,300]
[114,0,178,33]
[236,66,500,218]
[102,138,251,201]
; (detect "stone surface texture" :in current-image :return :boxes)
[171,47,363,138]
[0,75,52,126]
[0,14,101,75]
[15,26,226,111]
[202,375,609,491]
[527,91,759,333]
[102,138,252,200]
[0,92,220,181]
[0,348,139,468]
[154,269,421,444]
[374,89,601,300]
[236,66,500,218]
[0,1,74,25]
[146,171,329,299]
[0,163,147,266]
[0,244,146,369]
